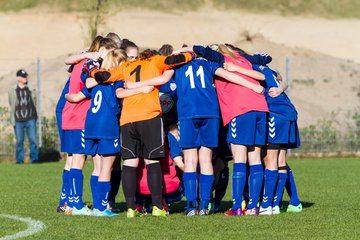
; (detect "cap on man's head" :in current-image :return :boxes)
[16,69,28,78]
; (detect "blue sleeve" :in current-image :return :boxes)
[271,69,278,77]
[252,64,261,72]
[193,45,225,66]
[80,71,89,84]
[242,53,272,66]
[209,61,220,75]
[81,87,92,98]
[114,80,125,89]
[167,133,182,160]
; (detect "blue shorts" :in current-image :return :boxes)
[179,118,219,148]
[227,111,267,146]
[268,114,301,149]
[85,138,120,155]
[61,130,86,154]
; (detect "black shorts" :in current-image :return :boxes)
[214,122,232,162]
[263,143,288,150]
[121,115,165,160]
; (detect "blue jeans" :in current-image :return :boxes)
[15,119,38,163]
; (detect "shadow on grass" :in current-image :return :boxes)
[113,200,235,214]
[108,199,315,215]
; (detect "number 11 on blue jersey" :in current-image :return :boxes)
[185,65,205,89]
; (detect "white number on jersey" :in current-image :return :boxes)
[185,65,206,89]
[92,90,102,113]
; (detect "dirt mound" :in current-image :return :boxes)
[0,10,358,128]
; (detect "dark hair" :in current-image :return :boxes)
[99,37,118,50]
[105,32,122,48]
[224,43,248,55]
[120,39,139,51]
[88,35,104,52]
[182,44,188,48]
[158,44,173,56]
[139,49,158,59]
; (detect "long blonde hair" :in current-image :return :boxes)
[101,49,127,69]
[217,44,238,62]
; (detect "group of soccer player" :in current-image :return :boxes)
[55,32,303,218]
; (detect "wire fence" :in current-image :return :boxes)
[0,56,359,161]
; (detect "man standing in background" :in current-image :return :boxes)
[8,69,38,164]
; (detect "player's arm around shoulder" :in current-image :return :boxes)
[161,52,196,70]
[268,71,288,98]
[116,85,154,99]
[224,62,265,81]
[125,70,175,90]
[91,65,124,84]
[215,68,264,94]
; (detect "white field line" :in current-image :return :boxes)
[0,214,45,240]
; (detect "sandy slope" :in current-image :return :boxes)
[0,10,359,128]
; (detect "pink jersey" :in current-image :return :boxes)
[62,59,91,130]
[137,142,180,195]
[215,53,269,126]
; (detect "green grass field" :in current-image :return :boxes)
[0,157,359,239]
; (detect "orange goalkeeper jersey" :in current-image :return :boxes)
[92,53,194,125]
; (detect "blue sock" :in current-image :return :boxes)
[286,165,301,206]
[90,175,98,209]
[261,169,278,208]
[199,174,214,210]
[70,168,85,209]
[97,181,111,212]
[68,171,74,208]
[273,172,288,207]
[232,163,246,210]
[183,172,197,211]
[59,170,70,206]
[68,188,73,208]
[247,164,264,209]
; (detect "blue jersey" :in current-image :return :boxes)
[84,81,124,139]
[253,65,298,121]
[159,78,178,129]
[167,132,182,160]
[173,59,220,120]
[56,78,70,114]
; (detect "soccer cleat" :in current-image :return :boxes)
[272,206,280,215]
[107,200,121,213]
[198,208,210,216]
[244,207,259,216]
[152,206,168,217]
[93,209,119,217]
[280,205,287,213]
[208,202,215,213]
[135,204,148,215]
[65,206,73,215]
[183,209,198,217]
[286,203,303,213]
[126,208,143,218]
[72,206,92,216]
[56,203,67,213]
[241,200,247,211]
[259,206,273,215]
[224,208,243,216]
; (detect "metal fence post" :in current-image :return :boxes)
[37,57,42,147]
[285,57,290,95]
